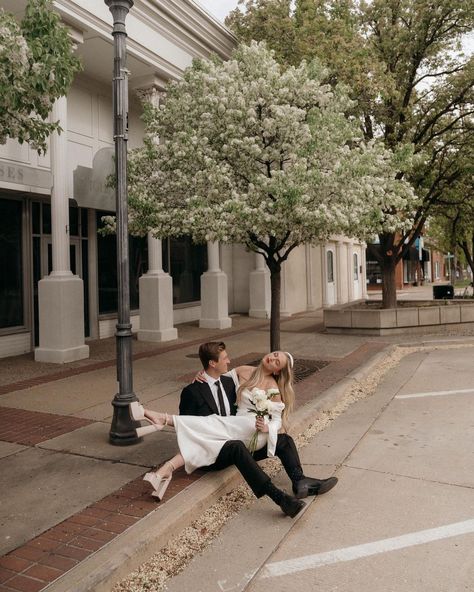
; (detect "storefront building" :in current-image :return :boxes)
[0,0,366,361]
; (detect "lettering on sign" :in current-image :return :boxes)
[0,163,25,182]
[0,159,51,190]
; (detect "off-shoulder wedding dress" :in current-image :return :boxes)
[173,386,285,474]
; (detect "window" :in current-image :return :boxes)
[0,198,23,328]
[162,236,207,304]
[327,250,334,283]
[434,261,440,280]
[366,260,382,284]
[96,211,148,314]
[353,253,359,280]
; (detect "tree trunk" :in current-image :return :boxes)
[381,256,397,309]
[269,266,281,352]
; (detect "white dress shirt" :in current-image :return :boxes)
[204,371,232,416]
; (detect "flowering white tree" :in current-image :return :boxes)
[127,42,415,349]
[0,0,81,153]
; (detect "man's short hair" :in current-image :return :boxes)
[198,341,226,369]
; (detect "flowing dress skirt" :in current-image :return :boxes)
[173,414,267,474]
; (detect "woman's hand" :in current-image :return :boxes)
[193,370,207,383]
[255,416,269,433]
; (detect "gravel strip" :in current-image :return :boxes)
[113,342,474,592]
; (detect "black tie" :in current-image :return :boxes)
[215,380,227,416]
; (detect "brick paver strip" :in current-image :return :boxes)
[0,408,92,446]
[0,341,386,591]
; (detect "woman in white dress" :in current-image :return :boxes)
[130,351,305,517]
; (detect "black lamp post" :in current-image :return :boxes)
[105,0,139,445]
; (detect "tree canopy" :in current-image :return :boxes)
[125,42,414,347]
[0,0,81,153]
[430,132,474,280]
[227,0,474,307]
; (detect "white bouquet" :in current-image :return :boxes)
[247,387,279,454]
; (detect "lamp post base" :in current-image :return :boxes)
[109,398,141,446]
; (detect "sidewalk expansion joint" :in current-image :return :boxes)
[340,464,474,489]
[34,444,155,469]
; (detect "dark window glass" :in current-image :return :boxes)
[327,250,334,283]
[47,243,52,275]
[366,260,382,285]
[69,205,79,237]
[162,238,169,274]
[32,201,41,235]
[42,203,51,234]
[81,208,88,238]
[96,211,148,314]
[168,236,207,304]
[353,253,359,280]
[82,240,89,337]
[0,199,23,328]
[33,236,41,345]
[70,244,77,275]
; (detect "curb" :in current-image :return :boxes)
[43,345,395,592]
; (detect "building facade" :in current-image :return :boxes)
[0,0,367,361]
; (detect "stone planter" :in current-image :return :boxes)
[324,299,474,335]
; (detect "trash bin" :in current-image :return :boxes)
[433,284,454,299]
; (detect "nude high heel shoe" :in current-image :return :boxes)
[144,460,176,501]
[129,402,167,438]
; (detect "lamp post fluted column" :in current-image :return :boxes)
[105,0,139,445]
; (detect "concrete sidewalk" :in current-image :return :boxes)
[164,344,474,592]
[0,306,472,592]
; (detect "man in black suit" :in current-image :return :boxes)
[179,341,337,517]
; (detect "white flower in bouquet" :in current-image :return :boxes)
[247,387,278,454]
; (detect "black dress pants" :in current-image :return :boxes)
[210,433,303,498]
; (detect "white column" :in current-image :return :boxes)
[35,97,89,363]
[138,234,178,342]
[249,252,270,318]
[135,85,177,342]
[336,240,344,304]
[347,240,354,302]
[200,241,232,329]
[50,98,71,276]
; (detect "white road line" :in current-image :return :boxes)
[260,519,474,579]
[395,388,474,399]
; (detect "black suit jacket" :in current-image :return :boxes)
[179,375,237,416]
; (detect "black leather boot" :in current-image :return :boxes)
[263,481,306,517]
[293,476,338,499]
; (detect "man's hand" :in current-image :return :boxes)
[255,416,269,433]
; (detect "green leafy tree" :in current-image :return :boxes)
[227,0,474,308]
[124,43,414,349]
[430,137,474,283]
[0,0,81,153]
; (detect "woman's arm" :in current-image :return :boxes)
[233,365,254,382]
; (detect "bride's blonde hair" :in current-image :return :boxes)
[238,353,295,430]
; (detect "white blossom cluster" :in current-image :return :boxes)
[127,42,415,262]
[0,1,80,153]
